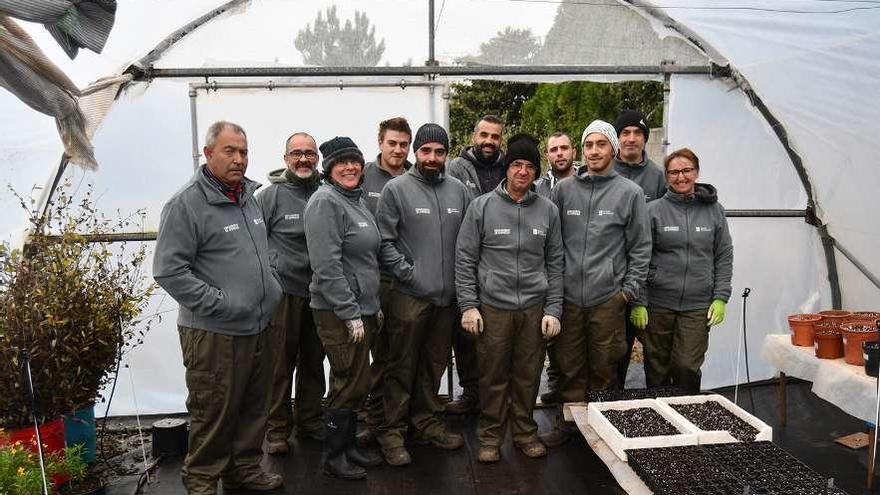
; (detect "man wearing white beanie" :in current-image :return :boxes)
[541,120,652,446]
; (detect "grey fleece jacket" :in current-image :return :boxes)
[361,156,412,216]
[455,180,564,318]
[551,167,652,307]
[153,166,283,336]
[257,167,320,298]
[534,164,579,199]
[613,153,667,202]
[640,183,733,311]
[304,182,382,320]
[376,165,472,307]
[446,146,506,198]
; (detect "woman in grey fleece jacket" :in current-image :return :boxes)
[303,137,383,480]
[632,148,733,393]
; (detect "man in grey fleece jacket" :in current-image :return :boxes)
[153,121,283,494]
[542,120,651,447]
[258,132,325,455]
[455,133,564,463]
[373,123,472,466]
[445,114,506,415]
[612,110,668,389]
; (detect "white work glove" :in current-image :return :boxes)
[461,307,484,335]
[376,309,385,332]
[541,315,561,340]
[344,318,365,343]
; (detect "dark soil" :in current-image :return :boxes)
[602,407,679,438]
[670,401,759,441]
[587,386,686,403]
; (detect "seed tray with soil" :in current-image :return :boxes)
[670,401,759,441]
[586,386,687,403]
[704,441,837,495]
[627,445,745,495]
[587,399,699,461]
[657,394,773,444]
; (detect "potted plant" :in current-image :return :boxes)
[0,183,155,467]
[0,433,87,495]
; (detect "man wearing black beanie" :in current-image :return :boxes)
[612,109,667,389]
[373,123,472,466]
[455,133,564,462]
[446,115,507,414]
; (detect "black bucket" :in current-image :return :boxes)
[864,340,880,377]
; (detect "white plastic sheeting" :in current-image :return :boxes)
[2,0,879,415]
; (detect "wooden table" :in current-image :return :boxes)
[761,334,877,488]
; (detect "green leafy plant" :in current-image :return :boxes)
[0,182,156,428]
[0,432,86,495]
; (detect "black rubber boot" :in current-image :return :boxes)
[344,410,382,467]
[322,410,366,480]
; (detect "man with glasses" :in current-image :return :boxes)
[259,132,326,455]
[541,120,651,447]
[612,109,667,388]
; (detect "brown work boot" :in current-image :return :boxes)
[414,428,464,450]
[222,471,283,491]
[381,446,412,466]
[477,445,501,463]
[445,391,479,415]
[265,438,289,455]
[516,440,547,458]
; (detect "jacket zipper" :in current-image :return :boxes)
[432,187,447,302]
[240,200,266,329]
[679,206,690,308]
[581,181,595,306]
[516,204,522,308]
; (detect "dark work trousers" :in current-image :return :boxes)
[555,294,628,400]
[453,329,480,400]
[313,311,377,411]
[616,303,645,388]
[375,290,457,449]
[476,304,545,448]
[639,306,709,394]
[364,274,395,429]
[178,325,272,495]
[266,293,326,443]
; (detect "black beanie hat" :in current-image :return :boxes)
[614,110,650,141]
[505,133,540,171]
[412,123,449,151]
[319,136,364,174]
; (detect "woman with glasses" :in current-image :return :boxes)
[304,136,383,480]
[629,147,733,393]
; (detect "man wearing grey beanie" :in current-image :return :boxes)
[373,123,472,466]
[541,120,652,447]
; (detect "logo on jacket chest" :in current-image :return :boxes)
[493,228,511,235]
[532,228,546,237]
[566,209,581,216]
[662,225,680,232]
[284,213,301,221]
[695,226,713,232]
[253,218,264,226]
[368,192,381,198]
[414,207,431,215]
[465,180,477,189]
[597,209,614,217]
[357,221,370,228]
[447,207,461,215]
[224,223,240,233]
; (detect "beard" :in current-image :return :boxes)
[417,161,443,182]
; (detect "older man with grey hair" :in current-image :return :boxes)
[154,121,283,494]
[540,120,652,447]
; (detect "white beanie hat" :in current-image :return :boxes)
[581,119,620,156]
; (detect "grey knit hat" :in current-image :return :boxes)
[412,123,449,151]
[581,120,620,156]
[319,136,364,173]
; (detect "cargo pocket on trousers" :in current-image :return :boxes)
[184,370,220,417]
[324,343,354,379]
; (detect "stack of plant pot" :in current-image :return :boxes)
[814,319,844,359]
[840,317,879,366]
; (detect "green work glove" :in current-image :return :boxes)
[629,305,648,330]
[707,299,726,326]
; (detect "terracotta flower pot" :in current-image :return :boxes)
[814,319,840,336]
[852,311,880,321]
[840,319,880,366]
[818,310,852,333]
[814,330,844,359]
[788,314,821,346]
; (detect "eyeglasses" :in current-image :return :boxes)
[666,167,696,177]
[286,150,318,160]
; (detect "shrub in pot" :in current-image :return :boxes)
[0,184,155,434]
